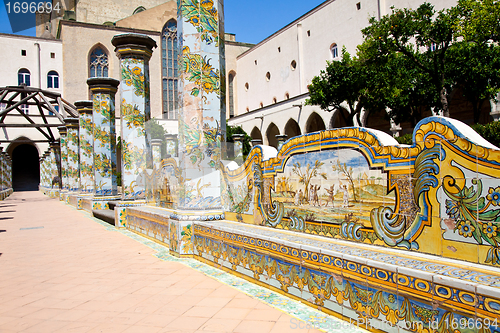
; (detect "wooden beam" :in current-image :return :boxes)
[60,97,78,117]
[12,105,52,141]
[0,140,52,143]
[0,124,63,127]
[0,92,39,118]
[39,93,65,123]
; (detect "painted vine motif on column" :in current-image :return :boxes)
[121,61,146,97]
[120,58,148,199]
[66,128,79,190]
[122,100,145,137]
[79,112,93,192]
[179,119,221,168]
[181,0,219,46]
[92,92,117,196]
[181,46,220,98]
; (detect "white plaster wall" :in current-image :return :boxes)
[76,0,169,25]
[233,0,458,135]
[0,34,63,153]
[59,22,162,120]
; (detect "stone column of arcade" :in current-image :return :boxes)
[58,125,68,200]
[112,34,156,201]
[87,78,121,210]
[170,0,226,256]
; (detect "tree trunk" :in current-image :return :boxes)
[441,87,449,117]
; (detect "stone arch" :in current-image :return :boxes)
[305,112,326,133]
[250,127,263,141]
[284,118,301,139]
[329,107,350,129]
[7,137,40,191]
[266,123,280,148]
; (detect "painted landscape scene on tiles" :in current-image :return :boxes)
[272,148,394,227]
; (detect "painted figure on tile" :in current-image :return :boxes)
[324,184,335,207]
[294,189,302,206]
[341,185,349,208]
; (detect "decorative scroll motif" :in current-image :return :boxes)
[372,145,442,250]
[181,46,220,98]
[181,0,219,46]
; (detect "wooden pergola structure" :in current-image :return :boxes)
[0,85,79,144]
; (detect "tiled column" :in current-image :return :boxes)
[65,118,80,192]
[177,0,225,209]
[165,0,225,256]
[151,139,162,168]
[275,134,287,151]
[112,34,156,200]
[165,134,177,157]
[49,142,61,189]
[58,125,68,190]
[75,101,94,193]
[232,134,244,160]
[87,78,120,197]
[251,139,262,147]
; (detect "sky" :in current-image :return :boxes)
[0,0,326,44]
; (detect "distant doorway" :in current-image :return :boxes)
[12,144,39,191]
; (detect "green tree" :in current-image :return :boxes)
[361,3,457,116]
[306,50,368,126]
[446,41,500,123]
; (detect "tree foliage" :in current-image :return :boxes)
[307,1,500,126]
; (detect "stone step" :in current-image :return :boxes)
[92,209,115,226]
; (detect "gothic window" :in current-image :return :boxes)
[89,47,109,78]
[228,72,234,118]
[18,68,30,86]
[162,20,178,119]
[47,70,59,88]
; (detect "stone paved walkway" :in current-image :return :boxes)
[0,191,336,333]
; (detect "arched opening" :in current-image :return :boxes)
[250,127,263,141]
[228,71,235,117]
[365,109,392,135]
[266,123,279,148]
[329,107,350,129]
[12,144,40,191]
[305,112,326,133]
[284,118,301,139]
